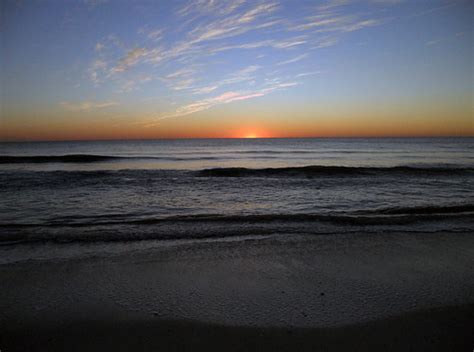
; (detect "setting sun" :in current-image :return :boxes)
[235,127,272,139]
[244,134,258,139]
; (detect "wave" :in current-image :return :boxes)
[198,165,474,177]
[1,215,471,246]
[0,154,227,164]
[0,154,122,163]
[1,204,471,246]
[2,204,472,229]
[367,204,474,215]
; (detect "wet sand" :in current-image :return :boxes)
[2,304,473,352]
[1,232,473,351]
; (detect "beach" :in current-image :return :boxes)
[1,138,473,350]
[1,231,473,351]
[2,0,473,348]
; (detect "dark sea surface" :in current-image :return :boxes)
[1,137,473,263]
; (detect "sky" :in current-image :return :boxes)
[0,0,472,141]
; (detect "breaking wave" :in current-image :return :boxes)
[198,165,474,177]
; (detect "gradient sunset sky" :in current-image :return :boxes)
[1,0,472,140]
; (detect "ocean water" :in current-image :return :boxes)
[1,137,473,263]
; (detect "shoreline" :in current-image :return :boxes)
[1,231,473,350]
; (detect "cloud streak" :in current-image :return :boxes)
[85,0,391,121]
[60,101,118,112]
[156,81,298,122]
[276,53,308,66]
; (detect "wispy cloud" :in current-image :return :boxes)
[209,36,308,53]
[84,0,390,121]
[111,48,149,73]
[60,100,118,112]
[189,65,261,94]
[193,85,219,95]
[119,75,153,92]
[317,0,348,10]
[426,39,441,47]
[177,0,247,17]
[276,53,308,66]
[155,80,299,122]
[183,2,280,44]
[425,31,466,48]
[292,14,381,33]
[296,71,321,78]
[89,59,107,83]
[147,29,164,41]
[159,91,266,120]
[310,36,339,49]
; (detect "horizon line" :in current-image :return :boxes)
[1,135,473,143]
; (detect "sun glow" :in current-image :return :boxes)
[236,127,269,139]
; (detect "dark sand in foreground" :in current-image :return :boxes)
[1,232,473,351]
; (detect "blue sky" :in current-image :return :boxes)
[0,0,472,139]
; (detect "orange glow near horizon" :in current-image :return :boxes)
[1,106,473,142]
[232,126,274,139]
[2,119,474,141]
[1,1,472,143]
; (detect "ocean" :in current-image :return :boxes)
[1,137,473,264]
